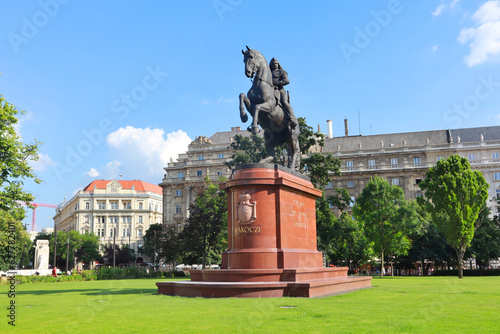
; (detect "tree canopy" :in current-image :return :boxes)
[179,177,227,268]
[418,154,489,278]
[353,176,422,277]
[0,90,41,271]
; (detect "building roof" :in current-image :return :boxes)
[208,127,254,145]
[448,126,500,143]
[83,180,163,195]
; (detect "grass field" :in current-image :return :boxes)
[1,276,499,333]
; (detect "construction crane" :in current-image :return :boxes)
[19,202,58,232]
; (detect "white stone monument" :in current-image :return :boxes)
[34,239,49,270]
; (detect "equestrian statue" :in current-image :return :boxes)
[239,46,300,171]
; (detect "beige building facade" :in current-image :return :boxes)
[53,179,163,254]
[161,125,500,228]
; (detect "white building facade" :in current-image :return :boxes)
[53,179,163,254]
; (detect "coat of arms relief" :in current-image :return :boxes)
[236,193,257,224]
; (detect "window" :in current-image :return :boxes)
[468,154,476,161]
[138,202,143,210]
[347,180,354,188]
[175,190,182,197]
[138,229,143,238]
[109,216,118,224]
[415,178,422,185]
[495,173,500,181]
[196,170,203,176]
[198,155,204,160]
[97,229,100,237]
[127,229,130,237]
[85,202,90,210]
[97,216,105,224]
[496,189,500,200]
[218,153,224,159]
[326,182,333,189]
[101,229,105,237]
[98,201,106,210]
[413,157,421,164]
[493,152,500,160]
[122,229,126,238]
[138,216,143,224]
[110,201,118,210]
[368,160,376,168]
[122,216,131,224]
[217,171,223,176]
[346,161,354,170]
[437,156,444,161]
[390,158,398,167]
[392,178,400,186]
[109,229,114,238]
[177,172,184,178]
[175,205,182,214]
[349,196,355,207]
[416,193,423,198]
[123,201,131,210]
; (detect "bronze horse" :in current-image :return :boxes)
[239,46,300,171]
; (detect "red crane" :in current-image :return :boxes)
[19,202,58,232]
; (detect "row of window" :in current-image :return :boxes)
[93,201,161,211]
[197,154,224,161]
[96,228,143,238]
[344,153,500,169]
[94,216,143,224]
[177,171,225,178]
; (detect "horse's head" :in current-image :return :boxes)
[242,46,261,79]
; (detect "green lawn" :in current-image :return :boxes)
[1,276,499,333]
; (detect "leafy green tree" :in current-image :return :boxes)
[143,223,163,263]
[466,206,500,269]
[225,134,267,169]
[0,207,31,271]
[74,233,101,267]
[0,91,41,271]
[418,154,489,278]
[353,176,422,277]
[316,196,371,269]
[0,93,41,211]
[179,177,227,269]
[159,223,181,268]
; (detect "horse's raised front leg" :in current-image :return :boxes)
[239,93,249,123]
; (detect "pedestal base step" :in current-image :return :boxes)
[156,276,371,298]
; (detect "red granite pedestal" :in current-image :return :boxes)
[157,164,371,298]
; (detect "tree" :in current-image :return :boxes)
[0,91,41,271]
[74,233,101,268]
[179,177,227,269]
[143,223,163,264]
[466,206,500,269]
[225,134,267,169]
[353,176,422,278]
[159,223,180,268]
[32,231,101,270]
[0,207,31,271]
[316,196,371,270]
[418,154,489,278]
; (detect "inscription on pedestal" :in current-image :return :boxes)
[235,225,261,235]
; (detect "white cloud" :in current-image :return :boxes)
[432,0,461,16]
[432,4,446,16]
[458,1,500,67]
[84,167,100,178]
[106,126,192,177]
[432,45,439,52]
[13,111,34,137]
[202,96,236,104]
[30,153,57,172]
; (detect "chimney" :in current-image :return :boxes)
[344,119,349,136]
[327,120,333,139]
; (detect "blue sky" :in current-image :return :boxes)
[1,0,500,231]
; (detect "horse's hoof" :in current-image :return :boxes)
[240,114,248,123]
